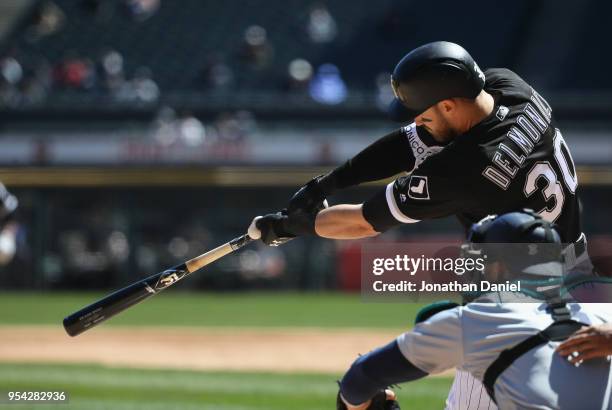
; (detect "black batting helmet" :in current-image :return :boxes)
[389,41,486,122]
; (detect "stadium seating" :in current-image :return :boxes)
[1,0,611,115]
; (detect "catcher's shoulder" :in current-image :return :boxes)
[415,300,460,324]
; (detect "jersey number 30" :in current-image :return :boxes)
[524,129,578,222]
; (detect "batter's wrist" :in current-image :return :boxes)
[317,172,339,196]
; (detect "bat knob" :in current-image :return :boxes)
[248,216,262,240]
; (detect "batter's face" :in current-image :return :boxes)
[414,101,460,143]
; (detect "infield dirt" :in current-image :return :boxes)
[0,326,400,373]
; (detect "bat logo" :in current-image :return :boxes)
[155,269,187,290]
[160,273,179,286]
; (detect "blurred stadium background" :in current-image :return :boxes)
[0,0,611,409]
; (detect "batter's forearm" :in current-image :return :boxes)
[314,204,379,239]
[323,130,415,193]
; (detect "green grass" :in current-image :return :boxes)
[0,363,452,410]
[0,292,426,329]
[0,294,450,408]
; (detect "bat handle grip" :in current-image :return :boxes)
[247,217,262,240]
[229,233,255,250]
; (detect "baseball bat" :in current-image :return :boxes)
[63,234,254,337]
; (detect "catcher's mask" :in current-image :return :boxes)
[460,210,565,298]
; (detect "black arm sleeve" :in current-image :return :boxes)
[362,150,475,232]
[325,129,415,191]
[339,340,428,406]
[362,186,400,233]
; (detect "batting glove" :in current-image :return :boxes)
[288,174,334,215]
[250,208,319,246]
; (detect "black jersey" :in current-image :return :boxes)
[363,68,581,242]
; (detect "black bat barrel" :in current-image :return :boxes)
[62,263,187,336]
[63,281,155,336]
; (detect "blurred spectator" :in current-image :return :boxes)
[116,66,159,103]
[99,49,126,93]
[285,58,313,92]
[215,111,257,142]
[0,55,24,106]
[132,67,159,102]
[216,112,244,142]
[374,71,394,111]
[34,138,50,165]
[318,141,333,164]
[200,54,234,90]
[308,63,347,105]
[167,236,189,259]
[151,108,209,147]
[239,244,286,280]
[239,25,274,69]
[0,57,23,86]
[178,112,206,147]
[0,183,19,266]
[0,54,52,107]
[107,230,130,263]
[53,53,96,90]
[125,0,160,21]
[24,1,65,42]
[22,76,48,106]
[27,57,53,102]
[152,106,179,145]
[307,3,337,44]
[234,110,257,137]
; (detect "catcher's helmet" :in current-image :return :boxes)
[463,209,563,278]
[389,41,485,122]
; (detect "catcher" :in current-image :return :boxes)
[335,211,612,410]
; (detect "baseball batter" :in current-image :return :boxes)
[252,41,594,409]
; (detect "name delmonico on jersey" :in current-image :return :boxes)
[482,89,553,191]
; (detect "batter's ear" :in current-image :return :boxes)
[438,99,456,113]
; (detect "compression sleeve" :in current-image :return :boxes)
[322,129,415,193]
[339,340,428,406]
